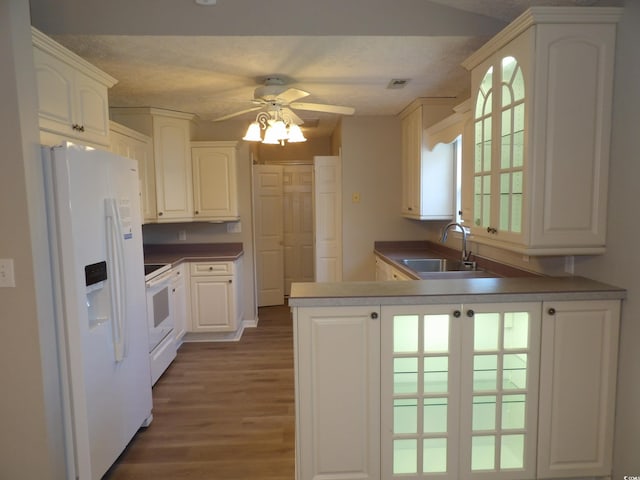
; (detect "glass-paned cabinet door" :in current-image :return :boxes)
[498,56,525,235]
[473,55,526,238]
[459,303,541,480]
[474,66,494,230]
[382,305,462,478]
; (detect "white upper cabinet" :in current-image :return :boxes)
[110,109,240,223]
[462,7,622,255]
[400,99,459,220]
[33,27,116,147]
[153,113,194,222]
[109,121,156,223]
[191,142,240,221]
[110,107,196,223]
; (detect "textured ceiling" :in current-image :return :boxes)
[31,0,623,137]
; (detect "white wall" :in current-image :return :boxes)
[340,116,439,281]
[0,0,65,477]
[574,1,640,475]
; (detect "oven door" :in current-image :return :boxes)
[146,270,174,353]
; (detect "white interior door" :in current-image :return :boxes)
[253,165,284,306]
[283,165,314,293]
[314,155,342,282]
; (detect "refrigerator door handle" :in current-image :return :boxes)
[106,198,126,362]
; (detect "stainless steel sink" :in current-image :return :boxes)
[401,258,478,273]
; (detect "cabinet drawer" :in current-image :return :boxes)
[190,261,233,276]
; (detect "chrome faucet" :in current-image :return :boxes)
[441,222,471,263]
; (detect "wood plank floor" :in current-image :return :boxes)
[105,305,295,479]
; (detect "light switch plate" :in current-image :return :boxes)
[0,258,16,288]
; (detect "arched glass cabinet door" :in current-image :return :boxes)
[473,56,526,238]
[498,56,525,235]
[473,66,494,230]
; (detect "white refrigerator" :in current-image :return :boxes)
[43,142,153,479]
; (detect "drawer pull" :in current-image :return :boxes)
[548,308,556,315]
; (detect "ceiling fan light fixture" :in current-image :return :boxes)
[287,124,307,143]
[261,125,281,144]
[242,122,262,142]
[268,119,289,140]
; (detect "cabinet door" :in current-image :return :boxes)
[110,126,156,223]
[73,71,111,145]
[131,138,157,223]
[459,302,540,480]
[190,275,235,332]
[401,107,421,217]
[537,299,620,478]
[381,304,462,478]
[471,31,530,246]
[382,302,540,479]
[192,145,238,220]
[294,306,380,480]
[34,47,111,147]
[154,116,193,221]
[375,256,391,281]
[171,264,188,342]
[34,48,75,137]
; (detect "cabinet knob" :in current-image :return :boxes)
[208,266,213,271]
[195,211,199,215]
[453,310,461,318]
[370,312,379,320]
[158,211,163,216]
[547,308,556,315]
[228,279,232,284]
[466,309,475,318]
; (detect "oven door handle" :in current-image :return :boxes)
[146,271,172,289]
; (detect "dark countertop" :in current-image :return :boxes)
[374,240,540,279]
[144,243,243,266]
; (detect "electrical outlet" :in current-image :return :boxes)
[0,258,16,288]
[227,221,242,233]
[177,230,187,241]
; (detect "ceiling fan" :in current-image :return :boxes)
[213,75,356,124]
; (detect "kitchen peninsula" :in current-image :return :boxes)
[289,275,624,480]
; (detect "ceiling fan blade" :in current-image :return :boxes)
[213,106,262,122]
[277,88,310,104]
[290,102,355,115]
[281,107,304,125]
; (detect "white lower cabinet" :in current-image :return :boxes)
[170,263,188,344]
[382,302,540,480]
[294,306,381,480]
[375,256,412,281]
[537,300,620,479]
[189,260,241,333]
[293,299,620,480]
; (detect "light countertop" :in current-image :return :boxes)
[289,276,625,307]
